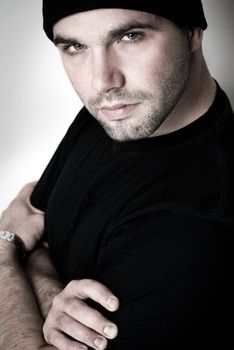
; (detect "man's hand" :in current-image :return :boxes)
[43,279,119,350]
[0,182,44,251]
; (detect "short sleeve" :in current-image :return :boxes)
[30,108,87,211]
[94,210,234,349]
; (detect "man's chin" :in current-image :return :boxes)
[93,110,160,141]
[101,124,154,142]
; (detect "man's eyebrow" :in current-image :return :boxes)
[54,20,156,46]
[54,36,79,47]
[108,20,156,39]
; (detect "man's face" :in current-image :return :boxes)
[54,9,191,141]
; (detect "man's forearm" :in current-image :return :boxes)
[26,246,64,319]
[26,247,120,350]
[0,242,56,350]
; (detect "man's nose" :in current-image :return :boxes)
[90,49,125,94]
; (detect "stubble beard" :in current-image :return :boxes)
[86,41,190,142]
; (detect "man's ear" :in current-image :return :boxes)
[188,27,203,52]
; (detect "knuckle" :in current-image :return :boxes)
[57,313,67,329]
[86,308,101,325]
[81,278,92,285]
[43,314,55,335]
[52,293,64,308]
[67,280,79,291]
[65,298,81,315]
[43,314,68,341]
[81,331,95,346]
[79,278,93,289]
[83,310,105,333]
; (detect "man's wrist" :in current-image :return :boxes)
[0,231,28,262]
[0,238,18,264]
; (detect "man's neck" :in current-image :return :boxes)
[153,55,217,137]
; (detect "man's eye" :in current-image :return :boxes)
[63,43,84,55]
[119,32,144,43]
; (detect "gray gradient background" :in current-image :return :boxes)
[0,0,233,214]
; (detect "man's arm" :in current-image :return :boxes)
[0,183,56,349]
[0,242,56,350]
[0,183,119,350]
[26,245,64,320]
[41,210,234,349]
[26,247,119,350]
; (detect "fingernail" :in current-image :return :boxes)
[104,324,118,338]
[78,345,88,350]
[106,296,119,310]
[94,337,107,350]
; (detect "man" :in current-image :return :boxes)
[0,1,234,349]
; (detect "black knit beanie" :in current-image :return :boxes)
[43,0,207,41]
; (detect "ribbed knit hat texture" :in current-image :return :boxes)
[43,0,207,41]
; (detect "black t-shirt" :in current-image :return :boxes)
[31,85,234,349]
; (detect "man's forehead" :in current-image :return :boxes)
[53,8,159,38]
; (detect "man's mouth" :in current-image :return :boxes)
[99,103,140,120]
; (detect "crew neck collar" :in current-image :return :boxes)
[112,82,226,153]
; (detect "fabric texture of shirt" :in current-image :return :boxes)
[31,84,234,349]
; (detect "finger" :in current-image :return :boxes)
[18,181,38,198]
[55,312,108,350]
[63,298,118,339]
[44,328,88,350]
[68,279,120,312]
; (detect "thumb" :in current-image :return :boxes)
[18,182,45,215]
